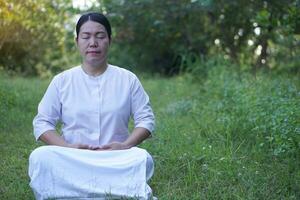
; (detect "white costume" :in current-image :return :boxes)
[29,65,155,200]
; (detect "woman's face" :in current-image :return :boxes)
[76,21,110,67]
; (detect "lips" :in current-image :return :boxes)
[86,51,101,55]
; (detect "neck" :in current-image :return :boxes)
[82,61,108,76]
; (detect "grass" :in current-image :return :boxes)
[0,66,299,199]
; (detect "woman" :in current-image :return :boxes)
[29,12,155,200]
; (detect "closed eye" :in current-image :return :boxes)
[96,33,106,39]
[81,33,90,39]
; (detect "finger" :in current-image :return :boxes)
[88,145,100,150]
[95,148,108,151]
[95,144,112,151]
[100,144,111,149]
[75,144,88,149]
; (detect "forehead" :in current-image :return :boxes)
[79,21,107,34]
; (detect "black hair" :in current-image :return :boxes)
[76,12,111,40]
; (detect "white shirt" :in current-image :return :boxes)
[33,64,155,146]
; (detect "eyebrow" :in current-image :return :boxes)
[81,31,106,35]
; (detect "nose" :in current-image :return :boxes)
[89,37,98,47]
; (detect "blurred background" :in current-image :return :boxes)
[1,1,300,199]
[0,0,299,77]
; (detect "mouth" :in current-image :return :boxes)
[86,51,101,55]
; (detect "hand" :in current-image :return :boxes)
[67,143,99,150]
[97,142,131,151]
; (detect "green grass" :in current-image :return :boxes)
[0,67,299,199]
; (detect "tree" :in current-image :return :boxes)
[0,0,73,76]
[100,0,299,75]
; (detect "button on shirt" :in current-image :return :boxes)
[33,65,155,146]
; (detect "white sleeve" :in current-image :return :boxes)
[32,75,62,140]
[130,76,155,134]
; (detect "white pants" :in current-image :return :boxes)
[28,146,154,200]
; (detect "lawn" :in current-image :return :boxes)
[0,67,299,199]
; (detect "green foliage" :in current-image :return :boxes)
[101,0,299,75]
[102,0,215,74]
[143,68,300,199]
[196,67,300,156]
[0,0,74,76]
[0,69,299,199]
[0,0,299,76]
[0,75,48,199]
[0,75,16,130]
[178,53,232,81]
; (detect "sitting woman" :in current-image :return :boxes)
[28,12,155,200]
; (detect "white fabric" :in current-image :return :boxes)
[29,146,154,200]
[30,65,156,199]
[33,64,155,145]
